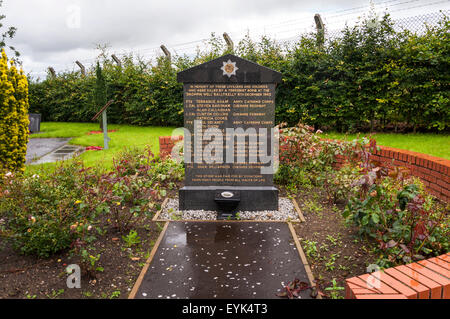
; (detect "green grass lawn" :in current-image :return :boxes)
[322,132,450,160]
[27,123,449,174]
[28,122,176,171]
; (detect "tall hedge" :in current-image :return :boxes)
[28,12,449,132]
[0,49,29,174]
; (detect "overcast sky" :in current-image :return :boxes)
[2,0,449,79]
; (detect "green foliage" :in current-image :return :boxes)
[281,13,449,132]
[109,290,121,299]
[324,279,345,299]
[122,229,141,248]
[77,249,103,276]
[302,239,318,259]
[29,54,183,126]
[275,122,353,191]
[0,147,182,258]
[320,165,362,204]
[28,12,449,131]
[343,166,449,267]
[94,62,107,108]
[94,62,107,129]
[0,50,29,176]
[29,70,96,122]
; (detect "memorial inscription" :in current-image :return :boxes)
[177,54,282,213]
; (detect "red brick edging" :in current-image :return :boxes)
[345,253,450,299]
[158,136,449,202]
[335,145,450,203]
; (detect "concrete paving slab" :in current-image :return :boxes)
[135,221,312,299]
[30,145,85,164]
[25,138,71,163]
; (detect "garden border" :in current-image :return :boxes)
[292,198,306,223]
[345,253,450,299]
[335,145,449,203]
[288,222,321,299]
[152,197,168,221]
[128,221,169,299]
[159,135,449,202]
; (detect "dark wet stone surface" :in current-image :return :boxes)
[26,138,71,163]
[136,222,311,299]
[53,145,81,154]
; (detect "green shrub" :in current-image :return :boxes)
[0,49,29,176]
[89,146,182,233]
[277,122,353,190]
[320,165,362,204]
[343,167,449,267]
[0,163,90,257]
[280,13,449,132]
[0,146,183,258]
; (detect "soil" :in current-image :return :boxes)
[0,221,164,299]
[281,186,378,299]
[0,181,377,300]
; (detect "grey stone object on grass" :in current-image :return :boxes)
[28,113,41,133]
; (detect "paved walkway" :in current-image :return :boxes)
[26,138,84,164]
[26,138,71,163]
[133,221,313,299]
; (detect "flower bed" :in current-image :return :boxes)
[335,145,449,203]
[0,146,184,298]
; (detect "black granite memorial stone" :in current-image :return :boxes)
[177,54,281,214]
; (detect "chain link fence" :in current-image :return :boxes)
[393,9,449,32]
[43,9,450,77]
[278,10,450,45]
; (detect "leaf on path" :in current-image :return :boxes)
[276,278,313,299]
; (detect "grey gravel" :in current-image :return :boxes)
[159,197,299,221]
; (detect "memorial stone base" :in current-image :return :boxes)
[179,186,278,211]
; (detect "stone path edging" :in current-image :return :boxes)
[128,221,170,299]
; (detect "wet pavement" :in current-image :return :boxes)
[26,138,84,164]
[26,138,71,163]
[136,221,312,299]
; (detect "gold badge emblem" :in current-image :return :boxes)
[221,59,238,78]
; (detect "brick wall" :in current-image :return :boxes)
[159,136,183,159]
[345,253,450,299]
[335,145,450,203]
[159,135,449,202]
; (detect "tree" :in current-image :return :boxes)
[0,49,29,175]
